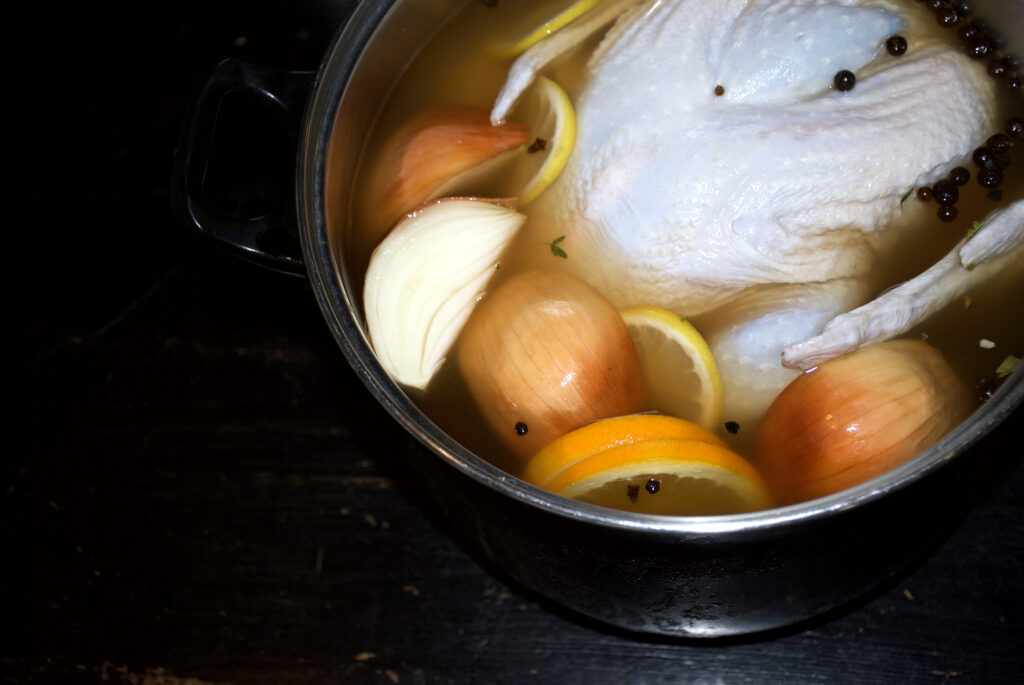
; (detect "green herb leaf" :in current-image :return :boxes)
[540,235,568,259]
[996,355,1021,379]
[900,186,914,207]
[966,220,985,240]
[966,263,976,271]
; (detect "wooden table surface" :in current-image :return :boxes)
[9,1,1023,683]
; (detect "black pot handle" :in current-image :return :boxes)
[172,59,314,276]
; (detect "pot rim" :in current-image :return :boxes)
[297,0,1024,536]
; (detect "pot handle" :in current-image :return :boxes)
[172,59,314,276]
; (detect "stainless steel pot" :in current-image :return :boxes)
[178,0,1024,637]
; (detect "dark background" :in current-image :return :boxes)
[8,1,1024,683]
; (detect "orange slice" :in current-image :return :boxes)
[547,438,772,516]
[522,413,724,491]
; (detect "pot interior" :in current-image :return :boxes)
[303,0,1024,532]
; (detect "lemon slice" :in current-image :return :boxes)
[508,76,576,205]
[498,0,604,58]
[545,438,772,515]
[522,413,725,488]
[619,306,724,432]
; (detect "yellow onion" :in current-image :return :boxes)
[364,198,526,390]
[755,339,972,505]
[457,270,645,459]
[358,106,529,245]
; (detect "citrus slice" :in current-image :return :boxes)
[619,306,724,432]
[546,438,772,516]
[508,76,576,205]
[497,0,604,58]
[522,413,724,488]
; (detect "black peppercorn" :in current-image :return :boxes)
[936,7,961,27]
[949,166,971,185]
[724,421,740,435]
[932,179,959,206]
[515,421,528,436]
[953,1,972,15]
[926,0,944,10]
[966,38,992,59]
[995,154,1012,170]
[833,70,856,92]
[988,60,1008,78]
[975,376,997,402]
[886,35,908,56]
[1007,76,1022,91]
[645,478,661,494]
[917,186,934,202]
[937,205,958,222]
[1007,117,1024,138]
[978,166,1004,189]
[987,133,1013,153]
[714,85,725,96]
[958,23,979,42]
[972,146,995,167]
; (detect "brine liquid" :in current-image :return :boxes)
[346,0,1024,477]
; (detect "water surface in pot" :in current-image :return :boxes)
[339,0,1024,510]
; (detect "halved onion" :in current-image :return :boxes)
[364,198,526,390]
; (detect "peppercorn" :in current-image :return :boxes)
[975,376,997,402]
[988,60,1008,78]
[952,1,972,15]
[937,205,958,222]
[917,186,934,202]
[978,166,1004,189]
[932,179,959,206]
[833,70,856,92]
[515,421,528,436]
[972,146,995,167]
[1007,117,1024,137]
[987,133,1013,154]
[1007,76,1022,91]
[724,421,740,435]
[995,154,1011,170]
[936,7,961,27]
[958,23,979,42]
[886,35,908,56]
[949,166,971,185]
[926,0,945,10]
[645,478,661,494]
[965,38,992,59]
[714,85,725,96]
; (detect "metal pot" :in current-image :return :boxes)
[176,0,1024,637]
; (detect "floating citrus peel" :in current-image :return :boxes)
[523,414,771,516]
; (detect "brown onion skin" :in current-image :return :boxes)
[457,270,645,459]
[755,340,972,505]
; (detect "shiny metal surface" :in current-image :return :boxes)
[298,0,1024,636]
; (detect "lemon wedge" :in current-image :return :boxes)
[497,0,604,58]
[508,76,576,205]
[522,413,725,489]
[619,306,724,432]
[544,438,771,516]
